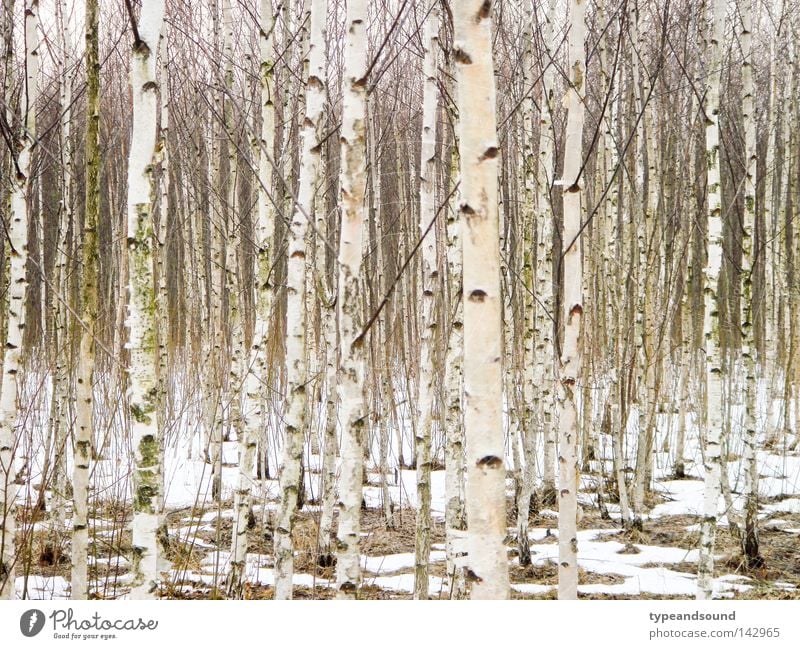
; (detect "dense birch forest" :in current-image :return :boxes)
[1,0,800,601]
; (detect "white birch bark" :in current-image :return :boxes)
[766,7,790,447]
[516,0,536,567]
[279,0,294,218]
[675,61,697,481]
[274,0,326,600]
[205,2,225,500]
[0,0,10,347]
[230,0,277,593]
[219,0,244,508]
[444,131,467,599]
[154,28,170,425]
[604,15,632,527]
[126,0,167,599]
[453,0,509,600]
[739,0,760,566]
[368,111,394,528]
[761,3,782,435]
[72,0,99,600]
[413,0,439,600]
[627,2,648,520]
[536,0,558,504]
[777,39,795,445]
[317,151,337,563]
[335,0,368,599]
[697,0,725,601]
[49,0,72,539]
[0,0,13,388]
[0,0,37,602]
[793,68,800,454]
[318,267,338,562]
[557,0,586,601]
[629,2,657,521]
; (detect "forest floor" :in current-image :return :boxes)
[11,428,800,600]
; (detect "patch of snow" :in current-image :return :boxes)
[16,575,70,599]
[363,551,445,574]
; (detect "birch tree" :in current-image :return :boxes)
[125,0,167,599]
[274,0,326,600]
[557,0,586,601]
[444,137,466,600]
[414,0,439,601]
[48,0,73,548]
[697,0,726,601]
[453,0,509,600]
[72,0,100,600]
[536,0,558,506]
[0,0,37,602]
[230,0,276,597]
[335,0,368,599]
[515,0,537,566]
[739,0,761,568]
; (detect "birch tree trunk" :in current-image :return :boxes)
[536,0,558,505]
[739,0,761,568]
[47,0,72,541]
[368,106,394,528]
[230,0,276,597]
[516,0,536,567]
[0,0,36,602]
[317,194,338,566]
[72,0,100,601]
[761,2,783,442]
[317,121,337,566]
[557,0,586,602]
[453,0,509,600]
[206,0,225,500]
[444,137,466,599]
[274,0,326,600]
[0,0,10,379]
[126,0,167,599]
[697,0,726,601]
[630,2,657,522]
[154,28,170,427]
[335,0,368,599]
[220,0,245,506]
[413,0,439,601]
[605,18,632,527]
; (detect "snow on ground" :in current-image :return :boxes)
[362,550,446,574]
[11,373,800,599]
[153,460,799,598]
[15,576,70,600]
[517,536,706,597]
[364,469,516,520]
[648,480,741,521]
[15,450,800,598]
[764,497,800,514]
[364,573,447,596]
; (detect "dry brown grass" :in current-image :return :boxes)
[612,514,700,549]
[11,477,799,601]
